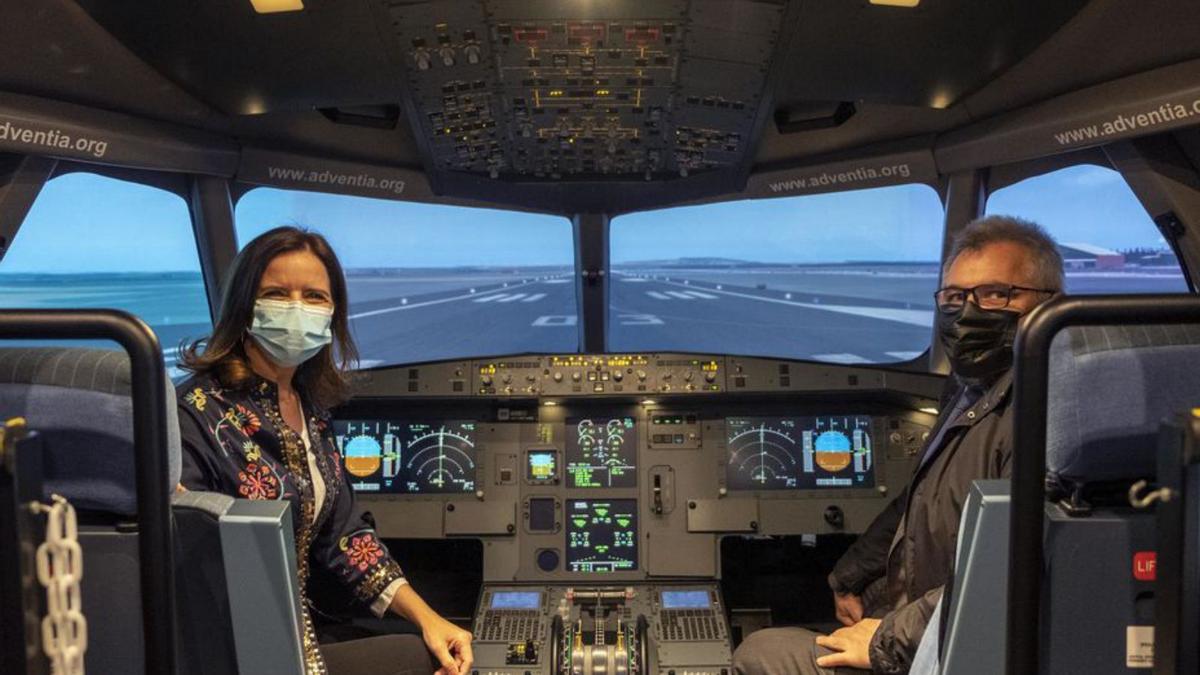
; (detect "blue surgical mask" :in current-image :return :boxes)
[248,299,334,367]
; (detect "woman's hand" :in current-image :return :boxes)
[420,615,474,675]
[390,584,474,675]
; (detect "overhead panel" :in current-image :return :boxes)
[383,0,783,182]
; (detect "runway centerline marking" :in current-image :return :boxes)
[521,293,547,302]
[650,279,933,327]
[349,281,543,319]
[810,353,873,364]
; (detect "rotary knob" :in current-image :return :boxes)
[572,372,582,382]
[502,373,512,384]
[553,372,564,383]
[613,371,624,382]
[636,370,647,381]
[481,374,493,386]
[704,371,716,383]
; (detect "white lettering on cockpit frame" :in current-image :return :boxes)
[265,165,407,195]
[765,163,913,194]
[0,121,109,158]
[1052,98,1200,147]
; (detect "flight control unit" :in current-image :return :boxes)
[333,353,940,675]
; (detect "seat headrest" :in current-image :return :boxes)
[1047,324,1200,491]
[0,347,182,515]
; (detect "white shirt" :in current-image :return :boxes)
[299,417,406,617]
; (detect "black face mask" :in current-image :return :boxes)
[937,302,1020,383]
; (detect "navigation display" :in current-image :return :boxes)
[726,416,875,490]
[565,417,637,488]
[661,590,711,609]
[566,499,638,573]
[490,591,542,610]
[333,420,477,494]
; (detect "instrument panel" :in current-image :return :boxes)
[339,352,940,675]
[333,420,478,494]
[725,415,875,490]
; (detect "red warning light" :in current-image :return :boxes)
[1133,551,1156,581]
[624,27,661,44]
[568,22,607,44]
[513,27,549,43]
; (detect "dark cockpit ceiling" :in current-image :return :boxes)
[2,0,1200,213]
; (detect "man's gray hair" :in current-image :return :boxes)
[943,215,1065,291]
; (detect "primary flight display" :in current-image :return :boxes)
[333,420,477,494]
[726,416,875,490]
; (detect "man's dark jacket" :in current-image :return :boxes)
[828,369,1015,674]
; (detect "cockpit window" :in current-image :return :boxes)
[2,172,212,374]
[235,188,578,368]
[608,184,945,365]
[985,164,1190,293]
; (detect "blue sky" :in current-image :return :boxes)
[1,164,1170,273]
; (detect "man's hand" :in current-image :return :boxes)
[814,618,881,670]
[833,591,863,626]
[420,616,474,675]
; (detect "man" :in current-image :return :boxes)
[732,215,1065,674]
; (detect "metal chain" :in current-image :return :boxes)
[32,494,87,675]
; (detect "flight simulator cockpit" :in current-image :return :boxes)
[326,353,937,675]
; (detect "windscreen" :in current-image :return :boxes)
[609,184,945,364]
[236,188,578,367]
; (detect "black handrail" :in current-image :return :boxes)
[0,309,176,675]
[1006,294,1200,675]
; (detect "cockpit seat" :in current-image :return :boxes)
[1046,323,1200,501]
[0,346,182,674]
[0,346,309,675]
[926,323,1200,674]
[0,346,182,513]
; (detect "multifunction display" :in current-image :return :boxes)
[565,417,637,488]
[566,499,638,573]
[333,420,477,494]
[726,416,875,490]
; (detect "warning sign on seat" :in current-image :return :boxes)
[1126,626,1154,668]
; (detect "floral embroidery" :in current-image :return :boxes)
[185,388,207,411]
[237,463,280,500]
[243,441,262,462]
[342,533,385,572]
[228,404,262,436]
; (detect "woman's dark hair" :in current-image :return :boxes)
[180,226,358,409]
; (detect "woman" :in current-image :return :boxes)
[177,226,472,675]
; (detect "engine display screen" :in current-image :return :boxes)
[661,590,711,609]
[333,420,477,494]
[726,416,875,490]
[566,499,638,573]
[565,417,637,488]
[490,591,542,610]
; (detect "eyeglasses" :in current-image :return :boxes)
[934,284,1056,314]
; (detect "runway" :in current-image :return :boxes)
[2,266,1187,371]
